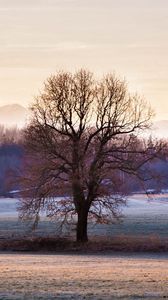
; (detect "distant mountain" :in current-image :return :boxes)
[0,104,28,127]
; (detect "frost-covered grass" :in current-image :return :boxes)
[0,197,168,299]
[0,194,168,238]
[0,253,168,299]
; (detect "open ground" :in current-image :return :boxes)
[0,195,168,299]
[0,253,168,300]
[0,194,168,239]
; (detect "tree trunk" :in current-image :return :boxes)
[76,207,89,243]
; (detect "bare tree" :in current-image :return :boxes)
[19,70,164,242]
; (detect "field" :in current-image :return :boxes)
[0,194,168,239]
[0,195,168,299]
[0,253,168,300]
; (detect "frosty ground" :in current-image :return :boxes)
[0,195,168,299]
[0,252,168,300]
[0,194,168,238]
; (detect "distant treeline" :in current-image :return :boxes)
[0,125,167,197]
[0,126,24,196]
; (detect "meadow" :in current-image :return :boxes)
[0,195,168,299]
[0,253,168,299]
[0,194,168,239]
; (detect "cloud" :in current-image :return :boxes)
[127,43,168,49]
[1,42,91,52]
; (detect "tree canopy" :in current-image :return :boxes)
[19,69,164,242]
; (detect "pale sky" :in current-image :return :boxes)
[0,0,168,120]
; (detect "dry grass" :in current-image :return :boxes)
[0,253,168,299]
[0,235,168,253]
[0,197,168,299]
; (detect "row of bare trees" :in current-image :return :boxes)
[0,127,23,196]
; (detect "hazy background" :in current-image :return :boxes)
[0,0,168,120]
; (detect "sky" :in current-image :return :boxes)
[0,0,168,120]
